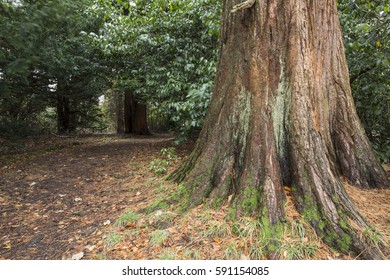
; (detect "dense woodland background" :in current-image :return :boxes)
[0,0,390,261]
[0,0,388,162]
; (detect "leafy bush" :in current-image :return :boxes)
[0,120,41,139]
[149,148,179,176]
[168,82,213,142]
[339,1,390,162]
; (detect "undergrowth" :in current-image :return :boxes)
[101,192,332,260]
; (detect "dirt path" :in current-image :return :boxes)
[0,135,176,260]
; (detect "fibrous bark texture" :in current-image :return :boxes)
[172,0,389,259]
[118,90,150,135]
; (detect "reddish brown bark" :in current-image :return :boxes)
[172,0,388,259]
[118,91,150,135]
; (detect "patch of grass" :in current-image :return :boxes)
[291,219,306,239]
[144,198,170,214]
[124,229,142,237]
[236,217,262,241]
[156,183,169,193]
[91,254,107,260]
[149,230,169,246]
[198,211,213,223]
[363,226,386,248]
[114,210,139,228]
[154,211,176,223]
[249,241,265,259]
[183,249,201,260]
[105,233,122,248]
[280,218,321,259]
[170,183,191,211]
[99,137,112,143]
[158,249,179,260]
[281,240,319,260]
[224,242,241,259]
[203,220,231,238]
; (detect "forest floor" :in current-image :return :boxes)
[0,134,389,260]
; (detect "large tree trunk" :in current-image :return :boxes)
[172,0,389,259]
[116,90,150,135]
[123,91,150,135]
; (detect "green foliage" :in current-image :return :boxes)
[2,0,386,160]
[338,1,390,162]
[0,120,41,139]
[92,0,220,138]
[149,148,178,176]
[169,81,214,142]
[0,0,109,137]
[149,158,171,176]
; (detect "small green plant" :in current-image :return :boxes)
[152,180,169,193]
[149,147,178,176]
[114,209,139,227]
[149,230,169,246]
[280,219,320,259]
[149,158,171,175]
[161,147,178,160]
[105,233,122,247]
[91,254,107,260]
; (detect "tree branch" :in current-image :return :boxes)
[231,0,256,14]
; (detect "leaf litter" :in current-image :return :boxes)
[0,134,389,260]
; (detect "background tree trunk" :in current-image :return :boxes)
[172,0,389,259]
[123,90,150,135]
[116,91,125,134]
[57,95,71,134]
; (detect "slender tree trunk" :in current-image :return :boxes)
[57,95,71,134]
[124,91,133,134]
[172,0,388,259]
[116,91,125,134]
